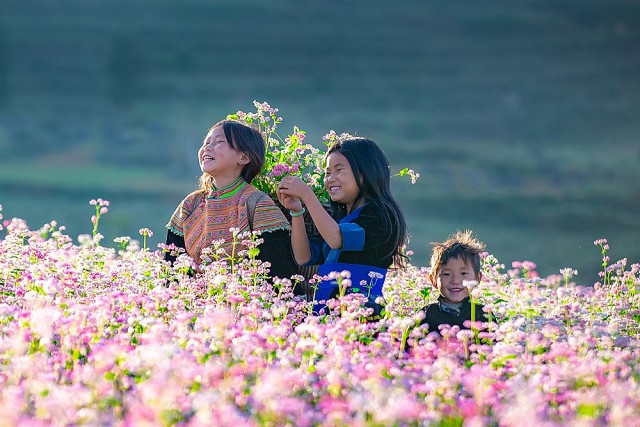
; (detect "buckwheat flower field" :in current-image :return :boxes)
[0,202,638,426]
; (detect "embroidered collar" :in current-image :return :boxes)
[207,177,247,199]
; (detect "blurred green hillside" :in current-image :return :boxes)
[0,0,639,281]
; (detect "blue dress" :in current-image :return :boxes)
[305,201,398,316]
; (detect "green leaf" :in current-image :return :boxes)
[577,403,603,418]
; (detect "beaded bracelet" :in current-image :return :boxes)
[290,207,306,217]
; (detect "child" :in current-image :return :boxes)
[277,137,407,316]
[420,230,488,334]
[165,119,299,281]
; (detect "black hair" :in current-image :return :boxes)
[430,230,486,276]
[326,137,408,268]
[198,120,265,191]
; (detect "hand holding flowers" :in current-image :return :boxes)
[227,101,330,204]
[277,176,313,212]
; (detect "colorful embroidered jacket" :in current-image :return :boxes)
[165,177,297,279]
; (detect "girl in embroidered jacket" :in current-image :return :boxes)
[165,120,298,280]
[276,137,408,314]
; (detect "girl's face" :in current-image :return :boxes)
[199,126,247,180]
[324,152,360,210]
[433,257,482,304]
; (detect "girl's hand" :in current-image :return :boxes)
[280,174,341,251]
[278,176,313,202]
[277,192,303,213]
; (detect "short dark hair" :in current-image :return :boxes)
[430,230,486,276]
[198,120,265,191]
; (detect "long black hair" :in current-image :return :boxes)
[326,137,408,268]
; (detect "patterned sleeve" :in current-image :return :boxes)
[252,196,291,233]
[166,191,202,237]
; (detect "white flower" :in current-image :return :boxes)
[463,280,478,290]
[559,268,578,278]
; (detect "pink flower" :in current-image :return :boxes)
[138,228,153,237]
[272,163,288,177]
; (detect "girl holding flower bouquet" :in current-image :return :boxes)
[165,119,299,281]
[277,137,408,317]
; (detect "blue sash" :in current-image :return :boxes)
[310,204,387,317]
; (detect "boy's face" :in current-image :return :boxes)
[431,256,482,304]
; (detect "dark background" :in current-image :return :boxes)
[1,0,639,282]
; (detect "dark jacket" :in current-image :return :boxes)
[420,296,488,334]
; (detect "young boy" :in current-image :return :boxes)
[420,230,488,334]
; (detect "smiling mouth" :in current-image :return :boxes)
[202,155,214,161]
[329,186,341,192]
